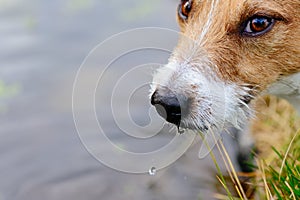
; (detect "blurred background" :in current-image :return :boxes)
[1,0,299,200]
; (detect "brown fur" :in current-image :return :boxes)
[176,0,300,92]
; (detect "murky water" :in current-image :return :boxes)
[0,1,241,199]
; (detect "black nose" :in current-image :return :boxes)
[151,89,181,127]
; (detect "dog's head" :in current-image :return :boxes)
[150,0,300,131]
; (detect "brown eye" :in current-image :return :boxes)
[178,0,192,20]
[243,16,275,36]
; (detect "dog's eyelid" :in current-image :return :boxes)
[253,12,285,22]
[247,9,287,22]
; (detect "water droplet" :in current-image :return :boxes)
[148,167,156,176]
[178,128,185,134]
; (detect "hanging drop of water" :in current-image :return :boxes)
[148,167,156,176]
[178,128,185,134]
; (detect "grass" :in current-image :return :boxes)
[256,130,300,199]
[209,96,300,199]
[252,96,300,199]
[251,96,300,160]
[201,131,247,200]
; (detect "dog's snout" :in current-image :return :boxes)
[151,89,182,127]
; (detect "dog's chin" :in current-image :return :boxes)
[178,103,253,134]
[178,118,214,133]
[179,125,208,133]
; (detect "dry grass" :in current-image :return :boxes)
[251,95,300,161]
[212,95,300,199]
[249,96,300,199]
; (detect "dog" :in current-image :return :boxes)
[150,0,300,172]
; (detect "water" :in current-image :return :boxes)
[148,167,157,176]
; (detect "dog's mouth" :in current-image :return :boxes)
[240,94,253,105]
[239,86,256,106]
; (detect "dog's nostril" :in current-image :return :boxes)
[150,90,159,106]
[151,90,182,127]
